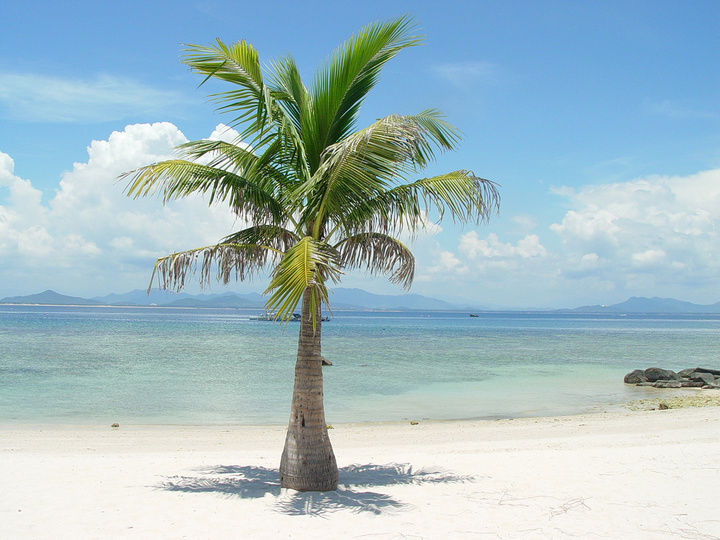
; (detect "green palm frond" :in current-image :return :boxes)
[335,232,415,289]
[310,15,422,155]
[264,236,342,326]
[267,55,310,134]
[181,39,274,134]
[177,138,297,205]
[295,112,465,234]
[122,159,286,223]
[400,170,501,224]
[333,170,500,239]
[149,242,277,293]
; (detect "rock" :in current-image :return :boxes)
[321,356,333,366]
[678,368,696,378]
[658,402,670,410]
[636,382,656,386]
[653,381,682,388]
[624,369,648,384]
[681,381,705,388]
[111,423,119,428]
[696,367,720,376]
[644,367,680,382]
[689,372,717,386]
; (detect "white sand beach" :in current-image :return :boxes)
[2,407,719,539]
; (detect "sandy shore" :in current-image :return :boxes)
[2,408,719,539]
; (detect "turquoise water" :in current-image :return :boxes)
[1,306,718,425]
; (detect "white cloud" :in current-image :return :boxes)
[411,168,720,307]
[0,123,244,295]
[550,168,720,294]
[0,72,193,123]
[5,124,720,308]
[458,231,546,260]
[425,250,468,276]
[632,249,666,267]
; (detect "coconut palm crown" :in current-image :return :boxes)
[123,16,499,492]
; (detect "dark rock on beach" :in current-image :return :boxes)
[625,366,720,390]
[624,370,648,384]
[690,372,717,386]
[653,381,682,389]
[644,367,680,382]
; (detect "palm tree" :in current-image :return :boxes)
[123,16,499,492]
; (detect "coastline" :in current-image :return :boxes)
[2,407,719,539]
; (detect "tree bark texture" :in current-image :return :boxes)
[279,287,338,491]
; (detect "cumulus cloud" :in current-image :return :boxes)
[425,250,468,276]
[0,72,193,123]
[0,122,244,295]
[459,231,547,261]
[411,167,720,307]
[550,168,720,293]
[415,230,548,295]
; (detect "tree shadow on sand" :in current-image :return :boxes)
[158,463,473,516]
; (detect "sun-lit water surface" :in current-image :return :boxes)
[1,306,718,425]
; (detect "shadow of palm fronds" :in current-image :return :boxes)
[158,462,474,516]
[340,463,473,487]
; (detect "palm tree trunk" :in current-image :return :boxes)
[279,287,338,491]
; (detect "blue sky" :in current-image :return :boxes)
[1,1,719,308]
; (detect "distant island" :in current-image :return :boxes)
[2,289,720,313]
[0,288,467,311]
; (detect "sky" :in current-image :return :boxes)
[1,0,719,308]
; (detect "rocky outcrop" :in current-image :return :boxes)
[644,367,681,382]
[624,367,720,389]
[624,369,647,384]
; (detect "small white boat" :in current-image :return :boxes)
[250,311,330,322]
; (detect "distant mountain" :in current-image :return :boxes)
[570,296,720,314]
[92,289,194,305]
[0,290,101,305]
[3,287,465,310]
[9,289,718,313]
[328,288,461,310]
[164,292,264,308]
[92,289,265,307]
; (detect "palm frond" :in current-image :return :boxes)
[335,232,415,289]
[332,170,500,239]
[403,171,501,224]
[307,16,422,168]
[181,40,274,135]
[296,112,466,234]
[122,159,286,223]
[149,243,277,293]
[222,225,300,253]
[264,236,342,326]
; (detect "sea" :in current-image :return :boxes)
[1,305,718,426]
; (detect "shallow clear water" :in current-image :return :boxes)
[1,306,718,425]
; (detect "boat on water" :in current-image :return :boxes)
[249,311,330,322]
[469,313,479,317]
